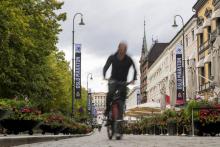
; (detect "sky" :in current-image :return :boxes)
[57,0,197,92]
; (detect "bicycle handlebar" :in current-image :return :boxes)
[108,79,132,86]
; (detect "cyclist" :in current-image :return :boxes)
[103,41,137,126]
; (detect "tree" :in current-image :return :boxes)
[0,0,90,117]
[0,0,66,100]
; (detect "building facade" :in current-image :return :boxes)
[147,16,198,107]
[92,92,107,114]
[126,86,141,110]
[193,0,215,99]
[193,0,220,102]
[139,21,169,103]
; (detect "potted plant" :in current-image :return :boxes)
[0,99,11,120]
[40,113,65,135]
[0,99,42,135]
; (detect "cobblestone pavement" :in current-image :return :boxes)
[16,128,220,147]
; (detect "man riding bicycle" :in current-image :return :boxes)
[103,41,137,126]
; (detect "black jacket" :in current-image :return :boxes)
[103,53,137,82]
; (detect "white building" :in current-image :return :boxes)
[147,16,198,107]
[92,92,107,114]
[126,86,141,110]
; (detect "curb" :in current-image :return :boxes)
[0,131,95,147]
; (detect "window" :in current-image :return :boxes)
[217,18,220,35]
[200,34,204,47]
[192,29,195,41]
[200,67,205,84]
[185,35,189,47]
[208,62,212,79]
[207,26,211,41]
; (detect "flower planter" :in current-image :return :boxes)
[167,122,177,135]
[39,124,65,135]
[194,120,220,136]
[0,119,40,135]
[61,127,70,135]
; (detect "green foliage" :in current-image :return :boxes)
[0,0,89,117]
[184,99,213,121]
[73,88,90,120]
[0,98,42,121]
[0,0,66,100]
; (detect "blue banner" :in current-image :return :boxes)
[75,44,81,99]
[176,44,184,105]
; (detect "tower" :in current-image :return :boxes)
[141,20,148,59]
[140,20,148,103]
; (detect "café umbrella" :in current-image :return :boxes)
[169,74,176,107]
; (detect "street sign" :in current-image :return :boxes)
[176,44,184,105]
[75,44,81,99]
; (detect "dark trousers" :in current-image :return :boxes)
[105,82,127,118]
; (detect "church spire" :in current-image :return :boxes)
[142,20,148,56]
[141,20,148,57]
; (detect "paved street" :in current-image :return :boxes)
[16,127,220,147]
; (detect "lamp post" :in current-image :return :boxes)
[137,93,140,107]
[172,15,187,104]
[72,13,85,114]
[87,73,93,113]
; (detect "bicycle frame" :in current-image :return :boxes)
[107,80,131,140]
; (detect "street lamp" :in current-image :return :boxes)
[72,13,85,114]
[172,15,187,104]
[87,73,93,114]
[87,73,93,91]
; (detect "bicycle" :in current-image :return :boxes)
[106,80,131,140]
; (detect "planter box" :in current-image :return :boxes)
[167,122,177,135]
[194,121,220,136]
[0,119,40,135]
[39,124,65,135]
[0,109,10,120]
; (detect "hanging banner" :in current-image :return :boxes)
[176,44,184,105]
[75,44,81,99]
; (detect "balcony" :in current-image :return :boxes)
[199,40,210,53]
[199,82,211,92]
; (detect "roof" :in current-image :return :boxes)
[193,0,207,12]
[148,43,169,68]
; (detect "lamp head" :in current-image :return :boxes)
[79,17,85,25]
[172,19,178,28]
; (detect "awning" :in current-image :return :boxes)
[196,59,204,68]
[203,18,211,28]
[212,9,220,20]
[125,102,162,117]
[196,27,203,35]
[204,54,211,63]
